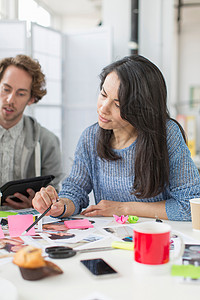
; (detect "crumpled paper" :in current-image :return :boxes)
[113,214,139,224]
[113,214,129,224]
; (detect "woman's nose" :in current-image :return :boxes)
[100,98,111,113]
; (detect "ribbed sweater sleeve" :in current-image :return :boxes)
[165,121,200,220]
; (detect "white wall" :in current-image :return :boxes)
[61,15,101,31]
[176,4,200,154]
[177,6,200,105]
[63,26,112,175]
[102,0,131,60]
[139,0,175,115]
[0,20,27,58]
[59,0,131,61]
[29,24,63,141]
[139,0,200,155]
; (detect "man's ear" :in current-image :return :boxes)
[27,97,35,105]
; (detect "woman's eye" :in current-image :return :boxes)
[115,102,120,108]
[101,92,106,98]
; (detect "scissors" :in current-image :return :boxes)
[45,246,114,259]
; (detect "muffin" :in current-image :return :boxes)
[13,245,63,280]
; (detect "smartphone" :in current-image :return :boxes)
[80,258,118,278]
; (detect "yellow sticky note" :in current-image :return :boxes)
[111,241,134,251]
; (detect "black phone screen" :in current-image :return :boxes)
[80,258,117,276]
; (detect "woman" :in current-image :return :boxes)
[32,55,200,221]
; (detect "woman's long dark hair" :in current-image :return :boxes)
[97,55,186,199]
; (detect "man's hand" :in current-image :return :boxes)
[81,200,126,217]
[3,188,35,209]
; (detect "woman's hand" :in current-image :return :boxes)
[81,200,126,217]
[32,185,65,217]
[81,199,168,220]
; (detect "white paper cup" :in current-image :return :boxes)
[190,198,200,231]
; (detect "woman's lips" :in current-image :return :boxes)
[98,114,110,123]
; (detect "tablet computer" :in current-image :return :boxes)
[0,175,55,204]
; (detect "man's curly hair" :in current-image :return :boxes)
[0,54,47,103]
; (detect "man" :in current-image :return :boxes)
[0,54,63,209]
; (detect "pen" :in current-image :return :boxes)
[21,204,52,236]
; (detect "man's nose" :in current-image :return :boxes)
[6,92,15,104]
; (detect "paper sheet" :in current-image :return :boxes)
[0,226,5,238]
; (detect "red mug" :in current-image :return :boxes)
[134,222,170,265]
[133,222,183,274]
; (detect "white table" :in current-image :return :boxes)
[1,217,200,300]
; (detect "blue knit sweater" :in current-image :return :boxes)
[59,120,200,221]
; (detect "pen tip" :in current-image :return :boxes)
[21,231,27,236]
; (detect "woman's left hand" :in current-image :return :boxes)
[81,200,126,217]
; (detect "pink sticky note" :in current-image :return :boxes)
[8,215,35,237]
[0,226,5,238]
[64,219,94,229]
